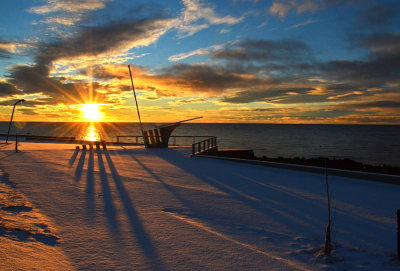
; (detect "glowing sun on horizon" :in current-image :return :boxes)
[80,103,103,121]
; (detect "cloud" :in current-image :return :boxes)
[29,0,114,30]
[269,0,318,18]
[35,17,172,66]
[356,33,400,56]
[335,101,400,110]
[176,0,244,38]
[212,39,312,63]
[219,28,231,34]
[286,19,317,30]
[269,1,291,18]
[171,98,207,105]
[0,41,29,58]
[356,4,398,30]
[0,41,17,53]
[168,42,232,61]
[0,82,21,96]
[155,63,268,94]
[296,0,318,14]
[7,64,108,105]
[320,33,400,84]
[1,10,175,106]
[29,0,111,14]
[257,21,268,29]
[221,87,313,104]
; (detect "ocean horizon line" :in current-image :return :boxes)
[0,121,399,126]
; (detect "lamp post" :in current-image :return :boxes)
[5,99,25,144]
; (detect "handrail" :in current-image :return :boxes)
[192,136,217,156]
[116,135,215,145]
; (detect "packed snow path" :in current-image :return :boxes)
[0,142,399,270]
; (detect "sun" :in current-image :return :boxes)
[80,103,103,121]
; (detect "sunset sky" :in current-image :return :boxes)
[0,0,399,123]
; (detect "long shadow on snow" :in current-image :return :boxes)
[96,150,120,233]
[1,172,15,187]
[150,149,330,235]
[120,148,283,243]
[103,150,166,271]
[69,148,79,167]
[151,149,397,250]
[74,149,86,182]
[121,147,202,215]
[85,149,95,224]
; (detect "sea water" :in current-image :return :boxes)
[1,122,399,167]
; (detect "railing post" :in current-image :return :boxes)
[198,143,201,153]
[15,134,18,152]
[192,144,195,155]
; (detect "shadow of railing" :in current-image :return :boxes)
[150,148,325,234]
[121,147,199,214]
[103,150,166,271]
[85,150,95,223]
[69,149,79,167]
[74,149,86,182]
[97,151,120,233]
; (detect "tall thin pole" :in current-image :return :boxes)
[6,99,24,144]
[128,65,146,145]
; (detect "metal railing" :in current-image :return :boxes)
[116,135,215,145]
[192,137,217,155]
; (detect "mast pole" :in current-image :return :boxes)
[128,65,146,145]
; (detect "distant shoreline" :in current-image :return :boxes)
[254,156,400,176]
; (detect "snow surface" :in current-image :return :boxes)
[0,141,399,270]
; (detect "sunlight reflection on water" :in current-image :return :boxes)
[82,123,101,141]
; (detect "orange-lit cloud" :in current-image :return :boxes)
[1,1,399,124]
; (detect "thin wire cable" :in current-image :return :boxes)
[128,65,146,145]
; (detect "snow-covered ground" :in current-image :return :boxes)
[0,141,399,270]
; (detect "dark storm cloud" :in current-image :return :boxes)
[0,82,20,96]
[35,17,169,66]
[356,5,398,30]
[212,39,312,63]
[334,101,400,110]
[3,11,170,105]
[321,33,400,83]
[7,64,108,105]
[357,33,400,56]
[158,63,273,92]
[149,33,399,106]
